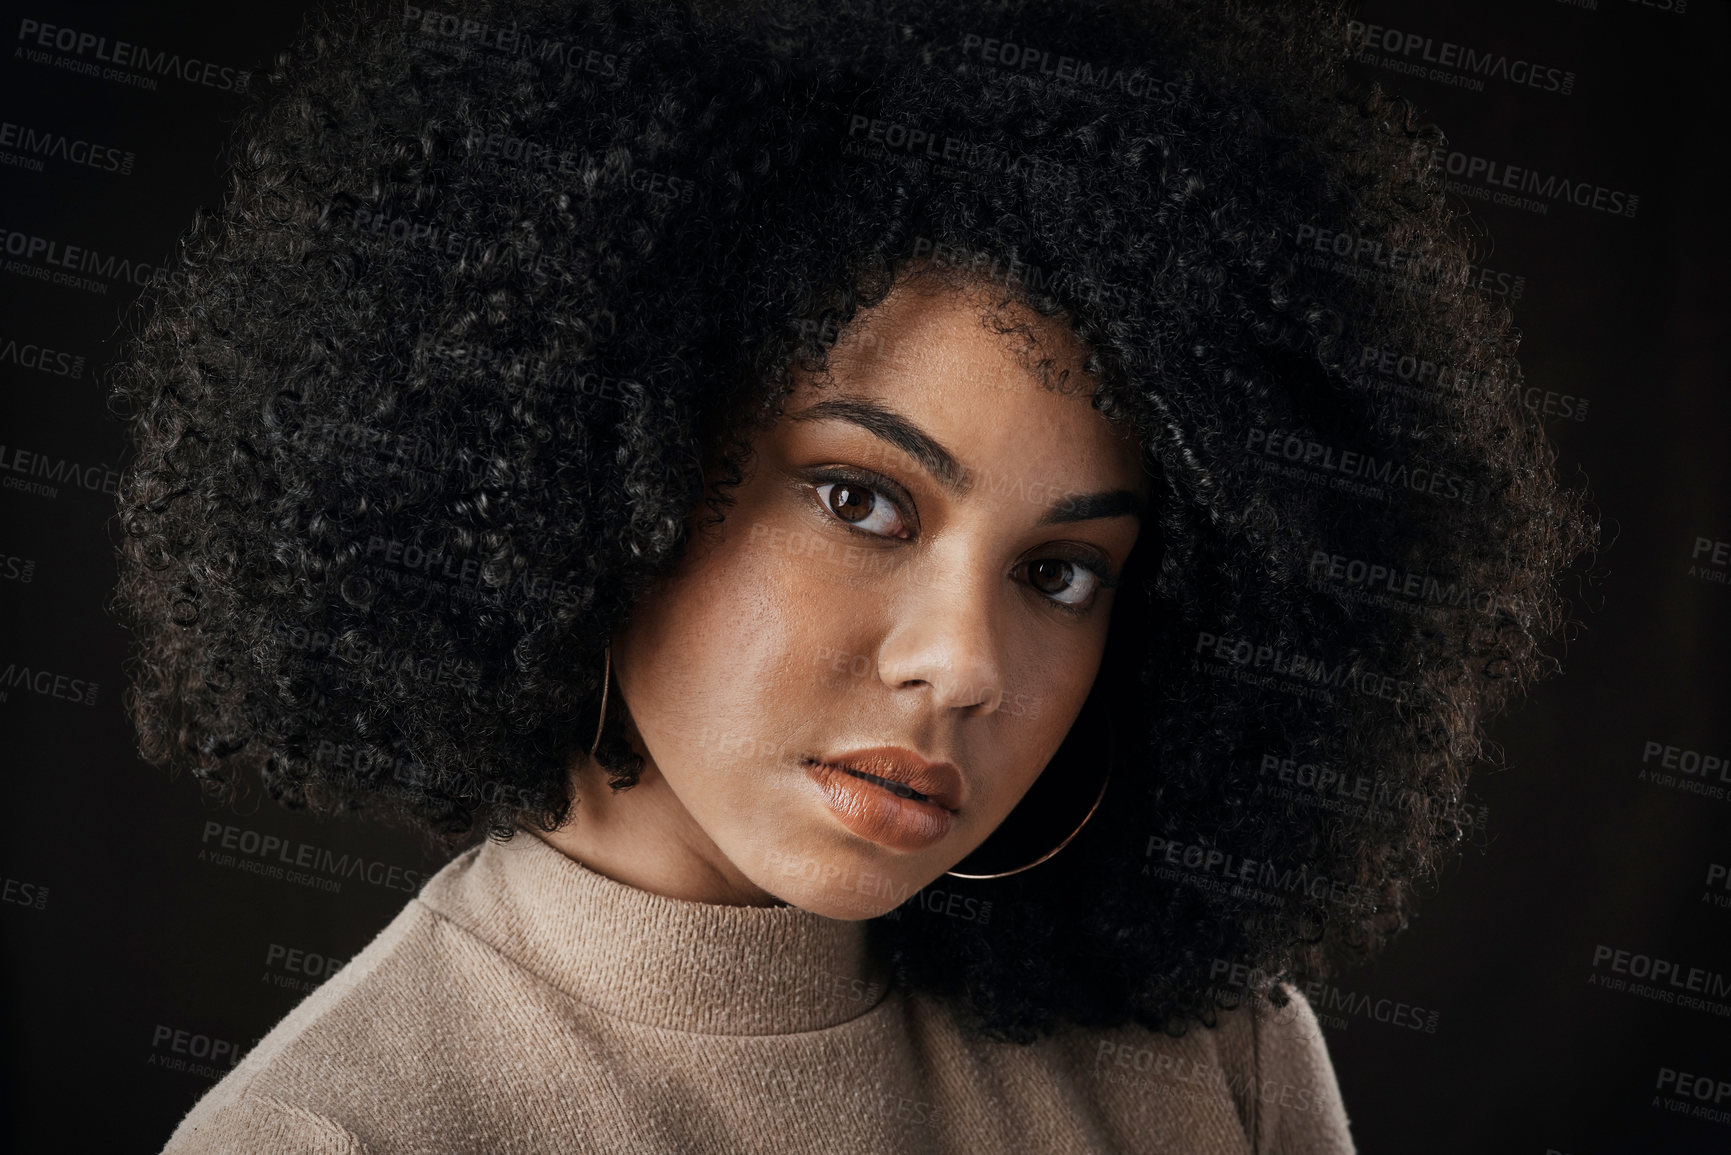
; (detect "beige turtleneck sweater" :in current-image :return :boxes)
[161,829,1356,1153]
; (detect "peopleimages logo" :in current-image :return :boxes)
[0,335,84,379]
[199,822,423,894]
[1308,550,1514,618]
[1291,223,1527,301]
[148,1026,244,1078]
[402,5,625,78]
[2,874,48,911]
[0,228,163,294]
[1143,834,1372,912]
[0,120,135,176]
[845,114,1078,185]
[1256,754,1489,833]
[1428,148,1639,218]
[1689,536,1730,588]
[1346,20,1576,95]
[1590,944,1731,1016]
[0,442,120,500]
[15,19,252,92]
[956,33,1190,104]
[0,658,98,707]
[1243,427,1476,505]
[1655,1067,1730,1127]
[1194,629,1416,706]
[1206,960,1440,1034]
[1639,739,1731,804]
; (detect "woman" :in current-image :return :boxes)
[113,0,1593,1150]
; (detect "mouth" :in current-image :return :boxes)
[800,754,960,852]
[801,747,965,812]
[836,766,932,803]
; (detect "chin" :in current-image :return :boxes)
[783,886,900,921]
[749,839,940,921]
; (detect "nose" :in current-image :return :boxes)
[873,559,1005,714]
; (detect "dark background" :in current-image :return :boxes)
[1,1,1725,1151]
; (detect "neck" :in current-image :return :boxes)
[420,831,887,1034]
[535,753,788,909]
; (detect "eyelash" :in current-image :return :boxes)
[803,467,1118,616]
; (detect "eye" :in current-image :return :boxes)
[813,480,909,539]
[1021,558,1103,608]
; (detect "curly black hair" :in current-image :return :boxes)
[110,0,1596,1044]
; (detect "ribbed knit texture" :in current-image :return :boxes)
[162,830,1356,1153]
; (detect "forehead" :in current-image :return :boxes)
[826,275,1085,392]
[788,278,1144,490]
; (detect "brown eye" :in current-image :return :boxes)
[828,484,874,523]
[1028,559,1073,594]
[812,481,909,538]
[1022,558,1102,608]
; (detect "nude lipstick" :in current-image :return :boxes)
[802,746,963,853]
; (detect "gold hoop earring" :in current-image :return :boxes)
[948,772,1107,879]
[944,715,1115,880]
[589,644,611,759]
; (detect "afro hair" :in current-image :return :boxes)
[110,0,1596,1042]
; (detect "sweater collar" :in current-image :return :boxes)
[418,826,891,1035]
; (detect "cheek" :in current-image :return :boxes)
[613,517,836,769]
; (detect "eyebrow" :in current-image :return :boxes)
[786,396,1144,525]
[787,397,971,493]
[1034,488,1145,527]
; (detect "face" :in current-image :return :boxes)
[566,274,1148,918]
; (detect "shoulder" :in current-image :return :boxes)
[160,897,442,1153]
[1053,984,1356,1155]
[162,1086,371,1155]
[947,983,1346,1155]
[160,884,569,1154]
[1220,984,1357,1155]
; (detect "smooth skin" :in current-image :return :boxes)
[538,272,1149,919]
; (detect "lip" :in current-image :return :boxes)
[802,746,964,853]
